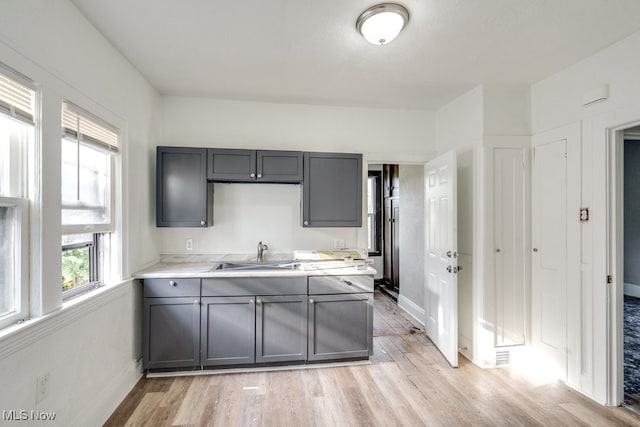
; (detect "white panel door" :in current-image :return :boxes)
[532,139,567,378]
[425,150,458,367]
[494,148,527,346]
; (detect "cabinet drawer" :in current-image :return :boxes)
[308,275,373,294]
[144,278,201,298]
[202,277,306,296]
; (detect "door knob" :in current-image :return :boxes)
[169,280,176,286]
[257,173,262,178]
[250,173,256,178]
[447,266,452,273]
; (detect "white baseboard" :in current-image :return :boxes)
[74,361,141,426]
[624,282,640,298]
[397,294,425,326]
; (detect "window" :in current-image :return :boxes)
[0,65,35,328]
[367,170,382,256]
[61,102,118,299]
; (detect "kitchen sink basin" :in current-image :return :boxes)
[213,262,299,271]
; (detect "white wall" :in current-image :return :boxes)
[157,97,436,256]
[532,32,640,135]
[531,29,640,404]
[0,1,159,425]
[397,165,425,322]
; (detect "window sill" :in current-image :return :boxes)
[0,279,132,360]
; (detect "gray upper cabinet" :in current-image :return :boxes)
[156,147,212,227]
[257,150,303,182]
[302,152,363,227]
[208,148,302,183]
[207,148,256,182]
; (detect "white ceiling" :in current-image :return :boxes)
[71,0,640,110]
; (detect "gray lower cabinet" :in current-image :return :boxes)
[143,297,201,369]
[308,293,373,361]
[302,152,363,227]
[200,296,256,366]
[200,277,308,367]
[256,295,307,363]
[156,147,212,227]
[143,278,201,370]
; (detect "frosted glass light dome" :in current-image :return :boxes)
[356,3,409,46]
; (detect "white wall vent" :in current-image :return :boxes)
[495,350,510,367]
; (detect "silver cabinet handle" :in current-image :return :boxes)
[200,220,205,226]
[256,299,262,305]
[249,299,254,304]
[169,280,176,286]
[194,299,199,304]
[257,173,262,178]
[250,173,256,178]
[303,221,309,226]
[309,298,315,304]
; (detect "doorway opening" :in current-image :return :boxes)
[622,128,640,410]
[368,164,400,300]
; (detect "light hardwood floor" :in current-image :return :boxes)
[106,292,640,426]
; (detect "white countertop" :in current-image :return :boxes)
[133,254,376,279]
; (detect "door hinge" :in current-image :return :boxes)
[579,208,589,222]
[607,275,613,284]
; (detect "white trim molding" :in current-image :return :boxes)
[0,279,132,361]
[397,294,425,326]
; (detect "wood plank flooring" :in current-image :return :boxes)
[105,291,640,426]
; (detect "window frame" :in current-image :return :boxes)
[61,233,102,300]
[0,197,29,329]
[0,63,36,330]
[60,101,120,299]
[367,170,382,256]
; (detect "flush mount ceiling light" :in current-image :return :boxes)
[356,3,409,46]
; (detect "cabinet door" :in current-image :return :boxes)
[255,295,307,363]
[308,293,372,361]
[201,296,256,366]
[156,147,210,227]
[256,150,303,183]
[207,148,256,182]
[302,152,363,227]
[143,297,201,369]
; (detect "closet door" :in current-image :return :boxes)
[532,139,568,378]
[493,148,528,347]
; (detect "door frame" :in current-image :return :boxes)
[609,119,640,406]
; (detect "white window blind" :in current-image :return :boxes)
[62,103,118,151]
[0,72,35,125]
[61,102,118,232]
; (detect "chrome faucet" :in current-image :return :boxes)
[257,241,268,263]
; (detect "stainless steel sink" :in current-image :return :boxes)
[213,262,299,271]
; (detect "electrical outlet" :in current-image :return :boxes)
[185,239,193,251]
[36,373,49,403]
[333,239,345,250]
